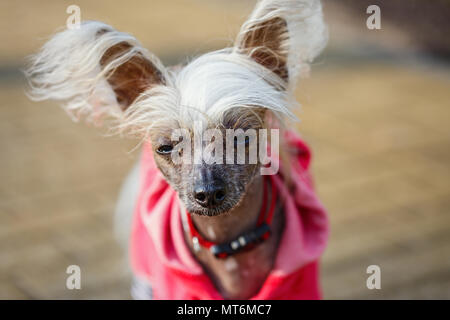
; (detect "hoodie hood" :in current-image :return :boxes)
[130,130,329,299]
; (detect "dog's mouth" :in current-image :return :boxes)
[185,193,244,217]
[186,202,236,217]
[183,176,256,217]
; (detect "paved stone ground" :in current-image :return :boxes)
[0,60,448,299]
[298,63,450,299]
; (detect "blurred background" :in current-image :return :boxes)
[0,0,449,299]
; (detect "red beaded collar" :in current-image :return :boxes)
[186,175,277,259]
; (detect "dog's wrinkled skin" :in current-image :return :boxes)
[26,0,327,299]
[150,117,263,217]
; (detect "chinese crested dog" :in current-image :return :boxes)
[26,0,329,299]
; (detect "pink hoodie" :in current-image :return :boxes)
[130,130,329,299]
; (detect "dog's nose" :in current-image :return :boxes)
[194,181,226,207]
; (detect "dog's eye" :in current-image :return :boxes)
[234,136,250,148]
[156,145,174,155]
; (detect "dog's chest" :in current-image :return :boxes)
[185,204,285,300]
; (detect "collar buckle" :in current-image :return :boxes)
[209,223,271,259]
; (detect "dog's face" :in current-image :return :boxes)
[26,0,327,216]
[149,109,263,216]
[146,52,276,216]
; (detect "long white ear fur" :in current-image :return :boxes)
[25,21,167,125]
[235,0,328,88]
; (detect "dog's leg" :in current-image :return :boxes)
[114,156,141,252]
[130,275,153,300]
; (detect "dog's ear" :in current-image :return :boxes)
[234,0,327,85]
[26,21,167,125]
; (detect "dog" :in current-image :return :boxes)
[26,0,329,299]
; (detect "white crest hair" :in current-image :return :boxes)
[25,0,327,137]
